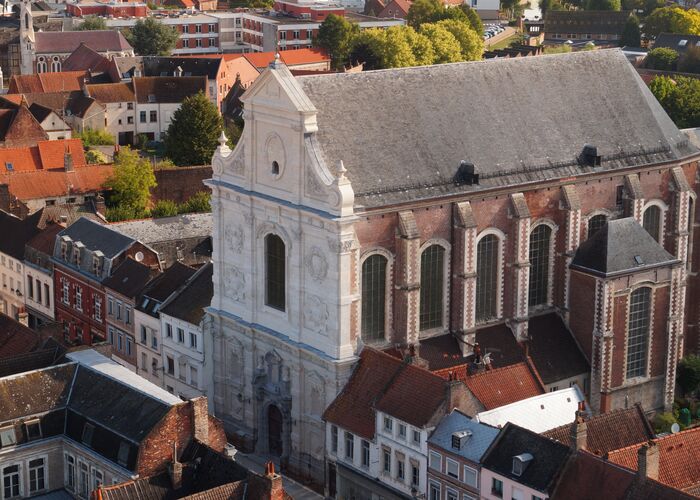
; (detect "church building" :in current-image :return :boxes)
[206,50,700,483]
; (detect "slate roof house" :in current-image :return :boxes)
[653,33,700,56]
[0,349,227,499]
[29,31,133,74]
[544,11,634,45]
[207,49,700,485]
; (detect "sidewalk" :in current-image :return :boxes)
[234,452,324,500]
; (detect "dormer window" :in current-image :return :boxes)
[25,419,42,441]
[148,94,156,103]
[512,453,533,477]
[451,430,472,450]
[73,248,81,266]
[81,423,95,447]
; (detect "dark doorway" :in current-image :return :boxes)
[268,405,283,457]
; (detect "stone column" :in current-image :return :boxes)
[509,193,531,342]
[453,202,478,356]
[561,185,582,323]
[590,278,614,414]
[395,211,421,346]
[670,167,691,358]
[665,264,684,411]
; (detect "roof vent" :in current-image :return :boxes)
[451,430,472,450]
[512,453,533,477]
[455,160,479,186]
[581,144,602,167]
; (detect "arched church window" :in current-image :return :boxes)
[476,234,499,322]
[643,205,662,242]
[528,224,552,308]
[626,287,651,379]
[587,214,607,239]
[265,234,285,311]
[361,254,387,342]
[420,244,445,331]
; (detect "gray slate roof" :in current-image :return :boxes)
[57,217,135,259]
[296,50,696,208]
[110,213,212,244]
[428,409,499,464]
[571,217,678,277]
[653,33,700,55]
[160,262,213,325]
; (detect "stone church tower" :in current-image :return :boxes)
[205,57,358,482]
[11,0,35,75]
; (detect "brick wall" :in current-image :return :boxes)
[152,166,212,205]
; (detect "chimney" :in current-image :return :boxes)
[94,194,106,215]
[168,443,183,490]
[637,441,660,481]
[191,397,209,445]
[17,308,28,327]
[265,462,285,500]
[64,146,74,172]
[570,401,587,451]
[446,378,468,412]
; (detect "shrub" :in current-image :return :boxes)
[653,412,677,433]
[85,149,109,164]
[151,199,179,218]
[76,128,115,147]
[178,191,211,214]
[645,47,679,71]
[678,355,700,395]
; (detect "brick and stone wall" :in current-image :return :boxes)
[152,166,212,205]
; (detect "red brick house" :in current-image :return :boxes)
[52,217,160,345]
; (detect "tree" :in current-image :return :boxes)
[648,74,676,103]
[179,191,211,213]
[645,47,679,70]
[375,26,419,68]
[500,0,522,20]
[246,0,273,7]
[76,128,115,147]
[402,26,436,65]
[677,355,700,395]
[459,5,484,36]
[123,18,179,56]
[406,0,443,28]
[165,92,223,166]
[544,44,572,54]
[620,14,641,47]
[643,0,664,16]
[104,147,156,219]
[419,23,463,64]
[644,6,700,37]
[77,16,107,31]
[436,19,483,61]
[540,0,565,18]
[678,46,700,73]
[348,30,384,70]
[85,149,109,164]
[584,0,621,10]
[649,76,700,128]
[316,14,358,69]
[151,199,179,218]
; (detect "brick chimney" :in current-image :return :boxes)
[264,462,285,500]
[168,443,183,490]
[446,377,469,412]
[64,146,74,172]
[191,397,209,445]
[93,194,106,215]
[637,441,660,481]
[569,401,587,451]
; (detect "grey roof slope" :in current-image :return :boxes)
[428,409,499,463]
[110,213,212,244]
[571,217,678,276]
[102,257,155,298]
[137,262,197,317]
[160,263,213,325]
[296,50,697,208]
[0,363,76,422]
[57,217,135,259]
[142,56,221,80]
[528,313,590,384]
[652,33,700,55]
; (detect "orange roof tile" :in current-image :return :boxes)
[9,71,89,94]
[607,427,700,493]
[0,139,86,173]
[463,362,544,410]
[0,165,113,201]
[86,82,135,103]
[244,48,330,69]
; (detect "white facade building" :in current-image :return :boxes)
[0,249,25,319]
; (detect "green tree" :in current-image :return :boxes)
[644,6,700,37]
[645,47,679,70]
[225,121,243,149]
[420,23,463,64]
[406,0,443,28]
[123,18,179,56]
[540,0,565,18]
[104,147,156,218]
[77,15,107,31]
[653,412,678,433]
[436,19,483,61]
[179,191,211,213]
[246,0,273,7]
[375,26,418,68]
[620,14,641,46]
[165,92,223,166]
[348,29,384,69]
[402,26,436,65]
[649,75,700,128]
[677,355,700,395]
[151,199,179,218]
[316,14,358,69]
[643,0,664,16]
[500,0,522,20]
[648,74,676,103]
[459,5,484,35]
[76,128,115,147]
[678,46,700,73]
[584,0,621,9]
[85,149,109,164]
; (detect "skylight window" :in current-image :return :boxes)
[679,39,688,47]
[5,162,13,171]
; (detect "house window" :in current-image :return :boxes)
[492,477,503,498]
[28,458,45,493]
[62,281,69,304]
[141,352,147,370]
[117,442,130,467]
[383,416,393,432]
[190,332,198,349]
[128,116,134,124]
[91,469,103,491]
[150,111,157,122]
[125,306,131,324]
[126,337,132,356]
[476,234,499,322]
[411,463,419,487]
[25,420,41,441]
[140,111,146,123]
[65,455,75,491]
[27,276,33,300]
[74,287,82,311]
[464,465,477,488]
[361,440,370,468]
[398,423,406,439]
[413,429,421,443]
[196,23,202,32]
[331,425,338,453]
[116,302,122,320]
[190,366,198,387]
[127,102,134,110]
[0,426,16,447]
[166,323,173,338]
[94,296,102,320]
[588,214,607,239]
[643,205,662,242]
[627,287,651,379]
[118,334,123,351]
[167,356,175,375]
[108,327,115,345]
[361,254,387,342]
[446,458,459,478]
[429,450,441,471]
[345,432,354,460]
[141,325,147,344]
[382,448,391,474]
[108,297,113,315]
[152,358,158,375]
[79,462,89,498]
[82,423,95,447]
[528,224,552,308]
[420,244,445,330]
[397,456,405,481]
[3,464,20,499]
[429,482,441,500]
[177,328,185,343]
[44,284,49,307]
[265,234,286,311]
[616,185,625,208]
[196,38,202,48]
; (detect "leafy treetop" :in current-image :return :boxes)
[124,18,179,56]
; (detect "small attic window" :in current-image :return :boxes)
[679,39,688,47]
[5,162,13,171]
[512,453,533,477]
[634,255,644,265]
[271,161,280,175]
[148,94,156,103]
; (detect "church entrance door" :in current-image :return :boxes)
[268,404,283,456]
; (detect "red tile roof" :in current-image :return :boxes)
[26,222,65,255]
[0,139,86,172]
[543,404,654,456]
[244,48,330,69]
[607,427,700,494]
[35,30,132,54]
[62,42,112,73]
[0,313,42,360]
[8,71,89,94]
[86,82,135,103]
[0,164,112,201]
[462,362,544,410]
[0,104,49,147]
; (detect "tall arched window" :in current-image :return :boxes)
[643,205,662,242]
[420,245,445,331]
[50,57,61,73]
[627,287,651,379]
[361,254,387,342]
[265,234,285,311]
[36,57,47,73]
[528,224,552,308]
[476,234,499,322]
[587,214,607,239]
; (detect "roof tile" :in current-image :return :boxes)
[463,362,544,410]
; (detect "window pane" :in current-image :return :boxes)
[361,254,387,342]
[643,206,661,242]
[528,225,551,307]
[420,245,445,331]
[627,287,651,379]
[265,235,286,311]
[476,235,499,322]
[587,214,607,239]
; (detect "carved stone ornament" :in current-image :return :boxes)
[303,294,329,334]
[305,169,327,198]
[228,145,245,176]
[225,224,245,254]
[304,246,328,283]
[327,237,354,253]
[223,265,246,303]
